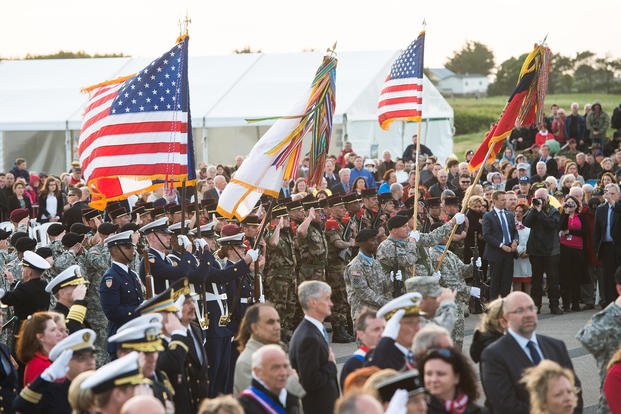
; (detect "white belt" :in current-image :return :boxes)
[204,292,228,301]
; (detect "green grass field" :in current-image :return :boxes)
[450,94,621,160]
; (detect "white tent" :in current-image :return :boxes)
[0,51,453,174]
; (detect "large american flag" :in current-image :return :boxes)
[79,37,195,210]
[378,31,425,130]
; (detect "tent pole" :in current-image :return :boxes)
[0,131,4,172]
[64,121,72,171]
[202,116,208,164]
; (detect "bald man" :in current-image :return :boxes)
[120,396,165,414]
[481,292,582,414]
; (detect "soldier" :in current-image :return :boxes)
[13,328,97,414]
[5,235,37,283]
[82,222,117,367]
[80,351,148,414]
[324,195,355,342]
[241,214,261,246]
[405,276,458,334]
[50,232,86,279]
[264,205,298,339]
[0,228,15,270]
[109,206,131,228]
[423,197,443,233]
[376,192,395,235]
[100,230,144,357]
[443,196,468,259]
[0,250,51,348]
[343,229,392,320]
[376,212,465,280]
[46,223,66,258]
[296,198,328,282]
[166,204,183,225]
[360,189,387,241]
[45,265,88,333]
[576,269,621,414]
[108,314,175,411]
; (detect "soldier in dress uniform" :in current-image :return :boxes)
[376,213,465,281]
[376,192,395,236]
[82,208,103,232]
[264,205,298,340]
[0,250,51,351]
[343,229,392,321]
[13,328,96,414]
[108,313,174,411]
[241,214,261,247]
[166,204,183,225]
[80,351,148,414]
[82,222,117,367]
[324,195,356,343]
[99,230,144,358]
[109,207,131,228]
[45,265,88,333]
[296,198,328,282]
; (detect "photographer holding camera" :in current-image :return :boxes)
[523,188,563,315]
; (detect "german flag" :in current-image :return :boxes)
[469,45,550,171]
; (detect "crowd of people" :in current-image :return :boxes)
[0,100,620,414]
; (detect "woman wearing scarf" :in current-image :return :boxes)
[418,347,487,413]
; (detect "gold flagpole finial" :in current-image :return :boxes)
[327,41,338,58]
[183,12,192,36]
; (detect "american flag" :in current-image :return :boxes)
[79,37,195,210]
[378,31,425,130]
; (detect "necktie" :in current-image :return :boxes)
[405,350,415,369]
[321,326,330,344]
[189,329,204,365]
[499,210,511,245]
[526,341,542,365]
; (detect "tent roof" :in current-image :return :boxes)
[0,51,452,131]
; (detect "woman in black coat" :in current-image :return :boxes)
[7,180,32,217]
[37,177,65,223]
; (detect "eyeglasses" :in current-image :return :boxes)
[506,305,537,315]
[565,203,576,208]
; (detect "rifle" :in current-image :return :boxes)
[143,250,154,299]
[469,231,489,314]
[372,207,384,229]
[252,201,274,302]
[193,185,209,330]
[338,217,353,262]
[391,244,405,297]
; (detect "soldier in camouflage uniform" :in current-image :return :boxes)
[0,229,15,270]
[359,189,388,241]
[46,223,67,259]
[51,233,86,278]
[324,195,355,342]
[343,228,391,320]
[406,276,458,334]
[296,199,327,282]
[81,223,117,367]
[443,196,467,259]
[264,206,298,338]
[376,213,461,280]
[576,279,621,414]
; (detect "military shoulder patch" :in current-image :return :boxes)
[104,277,113,288]
[148,258,156,263]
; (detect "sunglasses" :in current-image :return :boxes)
[426,347,454,360]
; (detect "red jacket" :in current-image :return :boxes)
[23,352,51,386]
[604,363,621,414]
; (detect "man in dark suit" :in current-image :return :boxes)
[481,291,582,414]
[596,183,621,306]
[530,143,558,178]
[203,174,227,202]
[289,280,339,414]
[482,190,518,299]
[330,168,351,195]
[62,187,88,230]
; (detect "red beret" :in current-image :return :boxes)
[9,208,29,223]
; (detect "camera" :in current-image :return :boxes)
[532,198,542,207]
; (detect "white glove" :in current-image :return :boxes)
[409,230,420,242]
[475,257,482,268]
[0,288,4,299]
[385,388,408,414]
[395,270,403,281]
[453,212,465,225]
[382,309,405,340]
[389,271,395,281]
[194,239,208,251]
[41,349,72,382]
[177,235,192,252]
[174,294,186,319]
[432,271,441,281]
[470,286,481,298]
[247,249,260,263]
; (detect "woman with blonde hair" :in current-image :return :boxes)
[520,360,578,414]
[469,297,505,365]
[198,395,244,414]
[68,370,96,414]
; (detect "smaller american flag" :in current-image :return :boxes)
[378,31,425,130]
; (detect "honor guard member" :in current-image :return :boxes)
[443,196,468,258]
[137,282,202,414]
[166,204,183,224]
[0,311,18,414]
[296,197,328,282]
[217,224,260,395]
[82,208,103,232]
[324,195,356,342]
[108,314,174,411]
[100,231,144,357]
[14,329,97,414]
[360,189,386,235]
[343,229,392,320]
[46,223,66,258]
[366,293,425,371]
[423,197,443,232]
[264,205,298,339]
[81,352,148,414]
[376,212,465,280]
[5,235,37,283]
[46,265,89,333]
[240,214,261,247]
[376,192,395,235]
[0,250,51,341]
[83,222,117,367]
[109,207,131,228]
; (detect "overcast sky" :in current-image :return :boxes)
[2,0,619,67]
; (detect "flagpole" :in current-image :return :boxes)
[411,123,422,232]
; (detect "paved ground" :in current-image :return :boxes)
[330,304,603,412]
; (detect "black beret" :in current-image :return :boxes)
[47,223,65,237]
[62,232,85,248]
[0,229,12,241]
[15,237,37,253]
[387,214,409,230]
[35,247,53,259]
[70,223,92,235]
[97,222,119,236]
[10,231,28,247]
[356,228,379,243]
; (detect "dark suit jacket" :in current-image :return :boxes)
[37,192,65,222]
[365,337,406,370]
[481,333,582,414]
[531,157,558,178]
[482,209,517,262]
[330,181,349,195]
[288,319,338,414]
[203,188,220,202]
[8,195,32,217]
[62,201,87,230]
[238,378,300,414]
[593,202,617,257]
